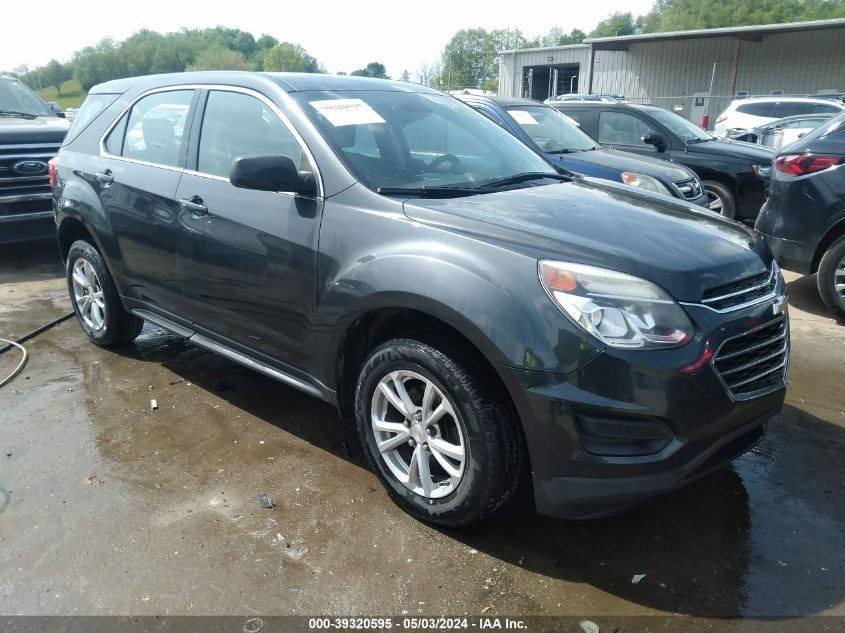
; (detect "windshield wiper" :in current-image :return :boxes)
[482,172,570,188]
[686,137,713,144]
[0,109,39,119]
[377,185,487,198]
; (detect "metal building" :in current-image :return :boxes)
[498,18,845,123]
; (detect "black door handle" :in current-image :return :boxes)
[95,170,113,185]
[179,196,208,217]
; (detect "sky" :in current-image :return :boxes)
[1,0,655,78]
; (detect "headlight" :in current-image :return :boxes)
[621,172,672,195]
[539,261,694,350]
[752,164,771,177]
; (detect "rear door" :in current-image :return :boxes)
[175,87,322,371]
[99,88,197,313]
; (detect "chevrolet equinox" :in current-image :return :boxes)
[53,73,789,526]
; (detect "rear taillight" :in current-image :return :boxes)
[48,155,59,190]
[715,115,727,124]
[776,153,841,177]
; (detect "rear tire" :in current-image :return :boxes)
[355,337,523,527]
[66,240,143,347]
[817,235,845,319]
[703,180,737,219]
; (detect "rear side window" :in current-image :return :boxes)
[64,93,120,146]
[775,102,813,118]
[598,111,657,145]
[114,90,194,168]
[197,90,303,179]
[563,109,589,127]
[736,102,777,117]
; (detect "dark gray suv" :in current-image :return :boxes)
[53,73,788,526]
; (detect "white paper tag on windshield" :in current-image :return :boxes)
[309,99,386,126]
[509,110,539,125]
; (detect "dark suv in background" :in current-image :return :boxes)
[554,101,774,222]
[455,94,709,208]
[0,74,69,243]
[54,72,787,526]
[756,111,845,318]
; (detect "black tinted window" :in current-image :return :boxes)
[736,102,777,117]
[775,102,813,118]
[65,93,119,145]
[120,90,193,168]
[198,90,302,179]
[598,111,657,145]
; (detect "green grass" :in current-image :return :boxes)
[34,78,87,110]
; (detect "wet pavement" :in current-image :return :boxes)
[1,241,844,622]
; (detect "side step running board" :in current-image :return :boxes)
[131,309,325,400]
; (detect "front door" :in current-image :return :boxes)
[596,109,664,158]
[175,88,322,371]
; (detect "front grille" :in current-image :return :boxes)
[0,143,59,217]
[674,177,703,200]
[702,264,778,311]
[0,142,60,199]
[713,316,788,400]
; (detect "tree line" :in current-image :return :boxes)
[6,0,844,97]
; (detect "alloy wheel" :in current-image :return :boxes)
[71,258,106,331]
[836,255,845,299]
[370,370,466,498]
[707,189,725,214]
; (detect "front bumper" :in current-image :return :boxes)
[499,283,788,520]
[0,194,55,245]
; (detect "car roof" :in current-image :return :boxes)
[732,96,845,105]
[90,71,442,95]
[454,94,546,108]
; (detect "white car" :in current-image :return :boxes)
[713,96,845,138]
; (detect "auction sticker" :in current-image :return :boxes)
[309,99,386,126]
[509,110,538,125]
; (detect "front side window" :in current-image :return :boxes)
[643,107,712,143]
[294,90,554,191]
[505,106,597,153]
[598,111,658,145]
[118,90,193,168]
[197,90,303,179]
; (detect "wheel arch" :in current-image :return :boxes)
[812,218,845,274]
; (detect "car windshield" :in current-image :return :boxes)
[505,106,598,153]
[643,107,712,143]
[294,90,556,193]
[0,79,52,118]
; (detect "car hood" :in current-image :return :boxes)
[403,180,770,303]
[686,138,774,162]
[559,148,695,182]
[0,116,70,144]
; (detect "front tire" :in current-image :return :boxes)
[703,180,737,219]
[66,240,143,347]
[355,337,523,527]
[817,235,845,319]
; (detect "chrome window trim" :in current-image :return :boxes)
[98,83,324,198]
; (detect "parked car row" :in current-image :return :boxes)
[52,71,790,526]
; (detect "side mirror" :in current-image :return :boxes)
[48,102,65,118]
[230,155,316,196]
[643,133,666,151]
